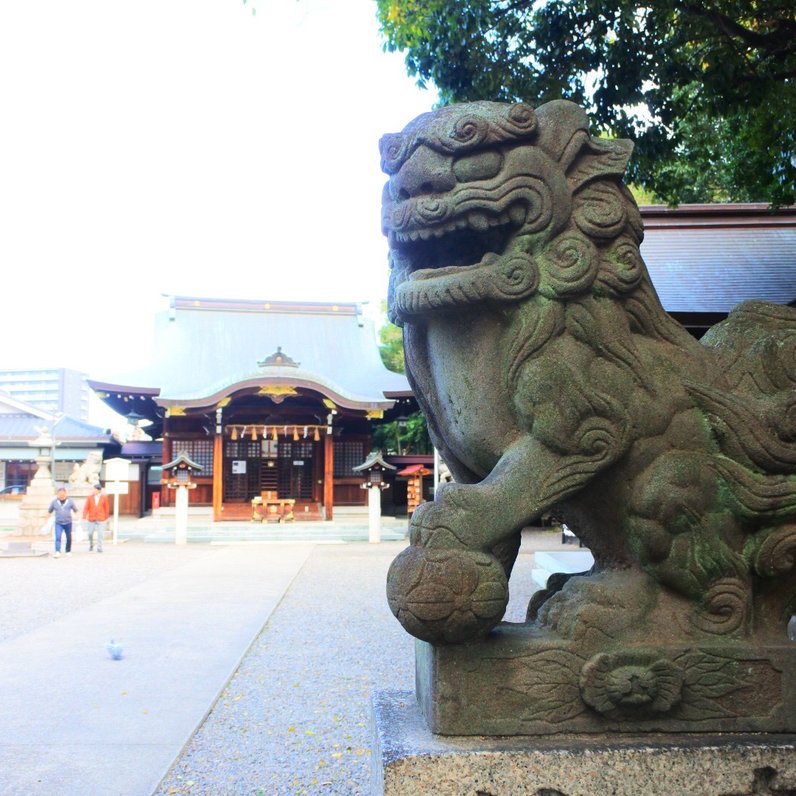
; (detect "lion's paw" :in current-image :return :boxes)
[408,499,486,549]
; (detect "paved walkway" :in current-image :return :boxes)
[0,542,315,795]
[0,528,569,795]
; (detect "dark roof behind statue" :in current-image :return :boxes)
[641,204,796,313]
[93,297,409,411]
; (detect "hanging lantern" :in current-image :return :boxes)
[292,426,299,441]
[303,426,308,439]
[242,426,248,441]
[272,426,278,442]
[283,425,288,437]
[250,426,257,441]
[313,426,320,442]
[231,426,238,441]
[262,425,268,439]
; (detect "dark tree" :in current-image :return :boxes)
[377,0,796,205]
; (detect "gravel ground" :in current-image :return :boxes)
[154,541,414,795]
[153,533,556,796]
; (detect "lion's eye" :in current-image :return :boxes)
[452,151,503,182]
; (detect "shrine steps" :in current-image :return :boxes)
[115,515,409,544]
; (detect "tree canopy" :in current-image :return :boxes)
[377,0,796,206]
[377,300,405,374]
[375,302,432,454]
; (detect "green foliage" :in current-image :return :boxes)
[373,411,432,455]
[628,183,658,206]
[378,299,405,373]
[379,320,405,373]
[377,0,796,206]
[374,302,431,454]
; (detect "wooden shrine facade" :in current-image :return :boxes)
[90,297,410,520]
[160,387,377,521]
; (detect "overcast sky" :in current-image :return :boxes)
[0,1,436,386]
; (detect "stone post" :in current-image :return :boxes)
[174,484,188,545]
[367,485,381,544]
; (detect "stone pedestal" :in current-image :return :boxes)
[415,629,796,735]
[372,690,796,796]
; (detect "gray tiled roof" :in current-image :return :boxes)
[638,205,796,315]
[0,414,110,443]
[642,226,796,313]
[97,298,409,410]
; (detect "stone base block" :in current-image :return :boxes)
[416,629,796,735]
[371,690,796,796]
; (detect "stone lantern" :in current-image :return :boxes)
[353,450,395,543]
[161,450,203,544]
[15,429,58,537]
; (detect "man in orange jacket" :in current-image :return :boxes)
[83,483,110,553]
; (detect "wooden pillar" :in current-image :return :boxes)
[161,431,172,507]
[212,431,223,522]
[323,433,334,521]
[312,438,323,504]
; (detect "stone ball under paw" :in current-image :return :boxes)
[386,545,509,644]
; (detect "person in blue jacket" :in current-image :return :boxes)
[48,486,79,558]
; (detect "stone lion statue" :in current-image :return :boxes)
[68,451,103,488]
[380,99,796,650]
[379,100,796,734]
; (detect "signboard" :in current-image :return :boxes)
[231,460,247,474]
[105,481,129,495]
[104,457,131,482]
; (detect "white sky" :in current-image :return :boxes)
[0,0,436,391]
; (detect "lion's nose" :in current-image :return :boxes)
[391,145,455,201]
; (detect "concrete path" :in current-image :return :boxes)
[0,542,314,795]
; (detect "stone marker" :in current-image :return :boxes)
[16,430,57,537]
[377,97,796,746]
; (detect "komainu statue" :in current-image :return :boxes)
[68,451,103,490]
[380,100,796,734]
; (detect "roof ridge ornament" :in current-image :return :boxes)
[258,346,299,368]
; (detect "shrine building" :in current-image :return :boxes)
[89,297,410,521]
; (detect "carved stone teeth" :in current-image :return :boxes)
[468,212,490,232]
[395,208,513,249]
[509,203,527,225]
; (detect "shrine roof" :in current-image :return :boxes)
[397,464,432,476]
[352,450,396,472]
[91,297,409,411]
[640,204,796,313]
[0,414,110,444]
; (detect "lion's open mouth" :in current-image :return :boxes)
[389,202,527,277]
